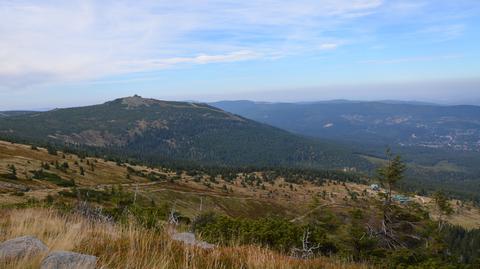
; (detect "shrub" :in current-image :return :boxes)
[192,212,337,254]
[30,169,75,187]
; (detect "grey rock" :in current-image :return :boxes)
[194,241,215,249]
[0,181,29,192]
[40,251,97,269]
[172,232,196,244]
[0,235,48,260]
[171,232,214,249]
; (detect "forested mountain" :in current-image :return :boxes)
[0,96,369,170]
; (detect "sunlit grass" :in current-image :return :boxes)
[0,208,369,269]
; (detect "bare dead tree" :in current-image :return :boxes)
[291,228,320,259]
[168,201,179,225]
[366,209,422,250]
[75,200,114,223]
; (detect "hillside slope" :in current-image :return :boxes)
[0,140,478,229]
[1,141,479,268]
[0,96,369,169]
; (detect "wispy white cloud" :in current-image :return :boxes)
[0,0,477,91]
[117,50,261,72]
[0,0,383,89]
[319,43,341,50]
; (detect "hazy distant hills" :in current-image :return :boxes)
[0,96,368,169]
[0,111,36,118]
[212,100,480,152]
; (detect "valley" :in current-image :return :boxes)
[212,101,480,152]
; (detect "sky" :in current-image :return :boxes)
[1,0,480,109]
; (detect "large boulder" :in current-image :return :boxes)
[40,251,97,269]
[0,235,48,260]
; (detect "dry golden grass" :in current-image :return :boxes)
[0,140,148,187]
[0,208,370,269]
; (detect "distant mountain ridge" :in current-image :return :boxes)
[0,96,369,169]
[0,111,37,118]
[211,100,480,152]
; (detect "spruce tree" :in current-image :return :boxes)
[376,148,406,205]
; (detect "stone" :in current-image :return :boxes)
[0,181,29,192]
[172,232,196,244]
[0,235,48,260]
[194,241,215,250]
[171,232,215,249]
[40,251,97,269]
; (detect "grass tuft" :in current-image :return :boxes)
[0,208,369,269]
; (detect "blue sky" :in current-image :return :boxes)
[1,0,479,109]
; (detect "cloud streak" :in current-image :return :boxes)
[0,0,478,91]
[0,0,383,89]
[359,54,464,65]
[117,51,261,72]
